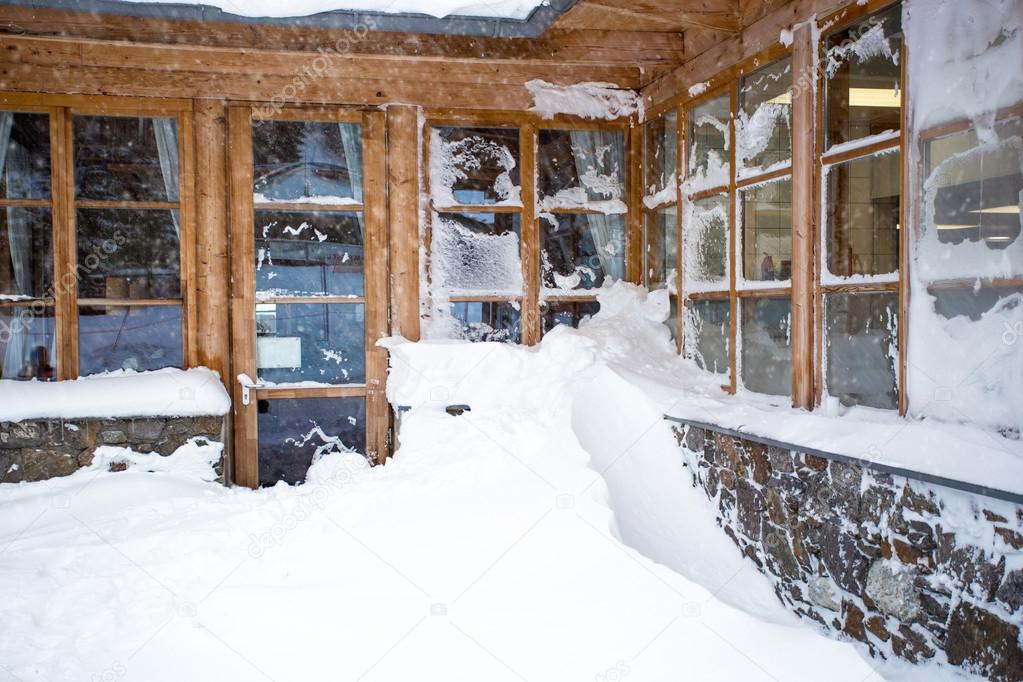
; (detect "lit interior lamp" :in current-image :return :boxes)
[969,204,1021,215]
[767,88,900,107]
[935,224,979,230]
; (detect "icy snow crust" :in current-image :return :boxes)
[0,283,1002,680]
[525,80,642,121]
[117,0,546,19]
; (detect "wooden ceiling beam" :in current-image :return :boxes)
[555,0,741,33]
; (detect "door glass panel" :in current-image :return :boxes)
[449,301,521,343]
[741,297,791,396]
[257,397,366,486]
[255,302,365,384]
[0,304,56,380]
[825,292,898,409]
[255,210,364,298]
[76,209,181,299]
[74,116,179,202]
[78,304,183,374]
[252,120,363,203]
[685,299,729,375]
[1,207,52,298]
[0,112,51,200]
[542,213,625,293]
[541,299,599,335]
[741,178,792,283]
[825,151,900,278]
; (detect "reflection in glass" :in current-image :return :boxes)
[539,129,625,205]
[931,285,1023,322]
[541,299,599,335]
[74,116,180,202]
[684,195,728,290]
[826,151,900,278]
[686,92,730,191]
[257,397,366,486]
[685,299,729,375]
[255,211,364,298]
[432,212,522,294]
[76,209,181,299]
[255,302,365,384]
[542,213,624,292]
[449,301,520,343]
[738,56,792,173]
[252,120,363,203]
[741,297,791,396]
[643,112,678,198]
[0,112,51,199]
[824,4,902,147]
[431,127,520,206]
[742,179,792,282]
[644,207,677,290]
[0,207,52,298]
[825,292,898,409]
[78,305,182,375]
[0,305,56,380]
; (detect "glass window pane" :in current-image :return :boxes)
[74,116,179,202]
[78,304,182,375]
[256,302,365,384]
[257,397,366,486]
[738,56,792,175]
[685,92,730,193]
[432,212,522,295]
[644,207,678,290]
[741,297,791,396]
[825,4,902,148]
[920,118,1022,281]
[684,298,729,375]
[0,207,52,298]
[825,151,900,278]
[664,294,680,343]
[683,194,729,291]
[0,112,51,199]
[825,292,898,409]
[742,178,792,283]
[538,129,625,208]
[0,304,56,380]
[252,120,363,203]
[76,209,180,300]
[431,127,520,206]
[541,299,600,335]
[449,301,520,343]
[255,210,364,298]
[643,112,678,200]
[542,213,625,293]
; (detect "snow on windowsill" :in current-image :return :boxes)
[823,130,900,159]
[642,184,678,210]
[253,194,362,206]
[0,367,231,422]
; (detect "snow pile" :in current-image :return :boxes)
[525,80,642,121]
[0,367,230,421]
[118,0,547,20]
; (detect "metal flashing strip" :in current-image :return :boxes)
[664,415,1023,506]
[0,0,577,37]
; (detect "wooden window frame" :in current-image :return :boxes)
[422,111,634,346]
[228,105,389,486]
[0,92,196,381]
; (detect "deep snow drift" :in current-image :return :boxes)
[0,285,976,681]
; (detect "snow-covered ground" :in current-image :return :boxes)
[0,285,982,681]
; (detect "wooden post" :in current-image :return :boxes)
[363,110,391,464]
[51,106,77,380]
[790,22,816,410]
[386,105,421,342]
[193,98,231,388]
[627,123,644,283]
[520,122,540,345]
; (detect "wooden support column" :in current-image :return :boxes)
[193,98,230,387]
[520,122,540,346]
[363,110,391,464]
[627,124,644,283]
[386,105,421,342]
[790,22,816,410]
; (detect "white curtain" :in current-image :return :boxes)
[568,130,626,282]
[339,123,363,203]
[152,118,180,236]
[1,112,28,378]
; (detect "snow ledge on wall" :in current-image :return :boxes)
[0,367,231,421]
[525,80,642,121]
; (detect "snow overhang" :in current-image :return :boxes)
[0,0,578,37]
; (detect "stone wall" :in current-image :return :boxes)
[1,416,226,483]
[673,424,1023,681]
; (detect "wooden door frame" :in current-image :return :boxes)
[227,104,389,488]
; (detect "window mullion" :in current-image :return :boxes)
[52,105,78,380]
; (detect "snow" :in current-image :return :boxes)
[253,193,362,206]
[430,213,523,295]
[429,129,521,208]
[116,0,546,20]
[525,80,642,121]
[0,284,997,680]
[539,188,626,215]
[0,367,230,421]
[688,82,710,98]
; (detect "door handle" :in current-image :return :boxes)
[237,373,266,406]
